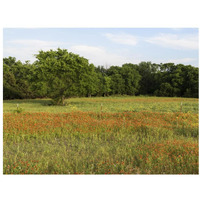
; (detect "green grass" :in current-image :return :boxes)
[3,96,199,113]
[3,96,199,174]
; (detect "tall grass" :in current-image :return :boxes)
[3,105,199,174]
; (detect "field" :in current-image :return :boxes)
[3,96,199,174]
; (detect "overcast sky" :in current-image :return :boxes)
[3,28,199,67]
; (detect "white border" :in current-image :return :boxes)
[1,0,199,200]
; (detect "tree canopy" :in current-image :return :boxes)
[3,49,199,102]
[33,48,97,105]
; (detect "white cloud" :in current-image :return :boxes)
[70,45,105,58]
[4,36,198,67]
[3,39,140,66]
[4,39,63,62]
[7,39,60,47]
[171,28,183,31]
[166,57,196,65]
[70,45,139,66]
[145,33,198,50]
[104,33,138,46]
[104,32,198,51]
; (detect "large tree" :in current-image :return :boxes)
[34,48,97,105]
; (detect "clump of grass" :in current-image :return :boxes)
[13,104,24,114]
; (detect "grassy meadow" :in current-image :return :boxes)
[3,96,199,174]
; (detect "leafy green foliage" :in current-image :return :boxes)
[3,57,35,99]
[13,106,24,114]
[3,50,198,101]
[33,48,97,105]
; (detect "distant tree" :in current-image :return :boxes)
[158,82,174,97]
[77,63,99,97]
[107,66,125,95]
[94,67,105,96]
[137,62,159,95]
[3,63,21,99]
[3,57,35,99]
[104,76,112,96]
[121,64,141,95]
[180,65,199,98]
[155,63,198,98]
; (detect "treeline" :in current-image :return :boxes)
[3,48,199,104]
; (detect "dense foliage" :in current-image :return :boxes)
[3,48,199,102]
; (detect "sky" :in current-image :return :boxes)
[3,28,199,67]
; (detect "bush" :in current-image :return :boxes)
[13,106,24,113]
